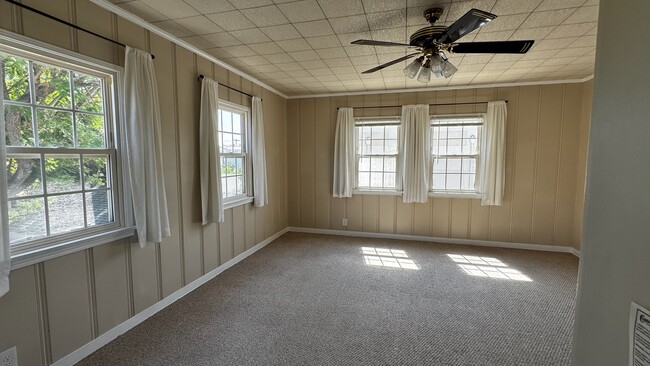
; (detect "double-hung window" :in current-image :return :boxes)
[1,34,127,261]
[355,118,399,190]
[217,100,251,203]
[430,114,484,194]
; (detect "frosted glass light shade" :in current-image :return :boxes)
[417,65,431,83]
[441,61,458,78]
[403,57,423,79]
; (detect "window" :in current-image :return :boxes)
[1,32,129,262]
[355,118,399,190]
[431,115,484,194]
[217,100,251,202]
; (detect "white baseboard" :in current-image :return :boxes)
[287,226,581,258]
[53,227,289,366]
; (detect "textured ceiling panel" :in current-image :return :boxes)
[110,0,598,96]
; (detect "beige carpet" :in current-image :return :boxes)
[78,232,578,366]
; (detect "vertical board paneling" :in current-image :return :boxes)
[299,98,315,227]
[362,196,379,232]
[233,205,246,257]
[314,98,331,228]
[92,241,129,335]
[287,99,301,226]
[219,209,234,264]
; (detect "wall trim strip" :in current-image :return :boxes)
[287,226,581,258]
[51,227,289,366]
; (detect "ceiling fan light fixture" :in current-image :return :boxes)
[441,61,458,78]
[430,54,444,73]
[403,56,424,79]
[417,58,432,83]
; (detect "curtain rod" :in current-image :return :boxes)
[4,0,155,59]
[198,75,260,100]
[337,100,507,110]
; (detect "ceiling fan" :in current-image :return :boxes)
[351,8,534,82]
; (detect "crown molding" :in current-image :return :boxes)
[88,0,289,99]
[284,75,595,99]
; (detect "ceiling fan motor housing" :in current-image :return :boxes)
[409,25,447,48]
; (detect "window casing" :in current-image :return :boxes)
[217,100,251,203]
[0,31,130,265]
[430,114,484,194]
[355,118,399,191]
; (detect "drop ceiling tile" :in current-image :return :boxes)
[275,62,304,71]
[276,38,312,52]
[445,0,498,21]
[265,53,295,63]
[530,37,578,50]
[540,56,578,66]
[521,8,576,28]
[221,45,257,57]
[240,5,289,27]
[511,59,544,68]
[563,6,599,24]
[294,20,335,37]
[361,0,404,13]
[367,10,407,30]
[460,54,496,65]
[519,49,559,60]
[510,26,556,40]
[315,47,349,59]
[377,52,408,64]
[300,60,328,69]
[152,20,193,37]
[584,25,598,36]
[180,35,214,49]
[546,22,597,39]
[141,0,199,18]
[289,50,321,61]
[230,0,273,9]
[253,64,280,72]
[206,11,255,31]
[229,28,272,44]
[290,69,312,77]
[491,0,543,15]
[244,55,270,66]
[305,35,342,49]
[201,32,242,47]
[118,1,167,22]
[329,15,370,34]
[371,28,408,44]
[260,24,302,40]
[317,0,364,17]
[536,0,586,11]
[491,53,524,62]
[345,45,376,57]
[174,16,223,35]
[183,0,234,13]
[406,6,431,26]
[554,46,592,57]
[277,0,326,22]
[350,54,379,65]
[569,35,597,48]
[250,41,284,54]
[337,32,372,45]
[327,58,353,67]
[264,71,291,79]
[472,30,514,41]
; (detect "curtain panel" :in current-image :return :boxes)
[252,97,268,207]
[124,46,171,247]
[401,104,431,203]
[199,77,224,223]
[480,101,507,205]
[333,107,355,198]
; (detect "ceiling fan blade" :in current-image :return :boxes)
[450,40,535,54]
[351,39,412,47]
[438,8,497,44]
[361,53,421,74]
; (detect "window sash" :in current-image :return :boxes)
[217,100,252,202]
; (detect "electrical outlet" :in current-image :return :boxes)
[0,346,17,366]
[342,218,348,226]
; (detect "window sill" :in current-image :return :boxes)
[10,226,136,270]
[224,196,254,210]
[352,189,483,199]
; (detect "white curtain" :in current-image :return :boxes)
[401,104,431,203]
[252,97,268,207]
[480,101,507,206]
[199,77,224,223]
[333,107,355,198]
[124,46,171,247]
[0,93,9,297]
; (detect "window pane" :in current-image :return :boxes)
[4,105,34,146]
[1,54,31,103]
[447,174,461,190]
[359,157,370,171]
[33,62,71,108]
[370,172,383,188]
[433,158,446,173]
[226,176,237,197]
[432,173,446,190]
[384,156,396,171]
[461,174,476,191]
[231,133,243,153]
[86,190,113,226]
[6,157,42,197]
[222,133,233,153]
[236,175,244,195]
[222,110,232,132]
[232,113,241,134]
[385,126,397,139]
[37,108,73,147]
[371,126,384,139]
[384,173,395,188]
[45,156,81,193]
[8,198,46,244]
[358,172,369,187]
[370,156,383,171]
[73,72,104,113]
[48,193,84,234]
[447,158,461,173]
[77,113,105,148]
[448,126,462,139]
[447,138,462,155]
[462,158,476,173]
[371,139,384,154]
[83,155,109,189]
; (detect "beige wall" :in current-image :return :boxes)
[0,1,287,365]
[287,82,592,248]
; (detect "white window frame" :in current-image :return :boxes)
[217,99,253,209]
[0,30,134,269]
[430,113,486,198]
[353,116,401,193]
